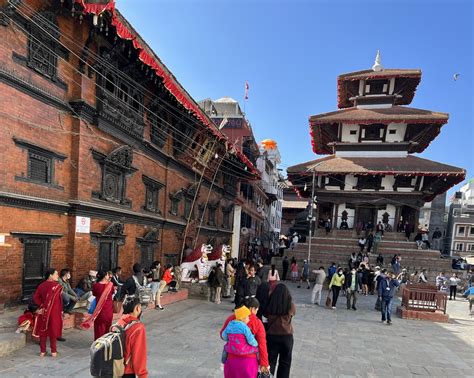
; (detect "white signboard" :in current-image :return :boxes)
[0,235,4,244]
[76,216,91,234]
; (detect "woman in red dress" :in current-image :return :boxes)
[82,270,114,340]
[32,268,63,357]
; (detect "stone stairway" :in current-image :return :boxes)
[273,230,456,278]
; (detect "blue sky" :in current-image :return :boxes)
[117,0,473,198]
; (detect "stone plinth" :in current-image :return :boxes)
[181,282,211,300]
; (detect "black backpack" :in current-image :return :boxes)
[90,320,138,377]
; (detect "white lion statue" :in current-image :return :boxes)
[181,244,213,283]
[207,244,231,271]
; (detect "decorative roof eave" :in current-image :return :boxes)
[73,1,258,177]
[337,71,422,109]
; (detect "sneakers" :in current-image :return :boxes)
[332,306,336,310]
[297,285,301,288]
[387,320,392,325]
[307,286,311,290]
[56,337,66,342]
[352,307,357,311]
[155,305,164,311]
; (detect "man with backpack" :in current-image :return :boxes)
[90,295,148,378]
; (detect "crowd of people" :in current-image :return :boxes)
[17,248,474,378]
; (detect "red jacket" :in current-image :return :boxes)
[116,314,148,378]
[220,313,269,367]
[162,269,173,284]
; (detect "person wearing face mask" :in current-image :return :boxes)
[345,268,358,310]
[58,268,78,314]
[328,268,345,309]
[116,296,148,378]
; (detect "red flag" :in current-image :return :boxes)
[244,81,249,100]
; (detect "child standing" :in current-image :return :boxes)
[221,306,259,377]
[290,258,299,283]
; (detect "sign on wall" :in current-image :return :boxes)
[75,216,91,234]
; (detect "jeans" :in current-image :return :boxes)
[267,334,293,378]
[346,289,357,309]
[149,282,160,300]
[432,238,441,250]
[381,297,393,321]
[311,284,323,304]
[210,286,222,303]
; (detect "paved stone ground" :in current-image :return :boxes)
[0,283,472,377]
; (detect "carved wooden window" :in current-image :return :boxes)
[184,198,193,219]
[222,205,233,229]
[361,124,385,141]
[14,137,66,187]
[198,204,205,221]
[28,152,52,183]
[197,140,214,165]
[142,175,164,213]
[394,176,414,190]
[208,205,217,226]
[140,244,155,270]
[355,175,383,190]
[27,12,59,80]
[92,146,136,206]
[365,79,389,95]
[169,191,182,216]
[149,110,168,149]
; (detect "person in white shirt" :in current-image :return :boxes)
[267,264,280,291]
[311,266,327,305]
[449,273,460,300]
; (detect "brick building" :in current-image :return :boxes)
[0,0,257,305]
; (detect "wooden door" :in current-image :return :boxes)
[23,239,50,299]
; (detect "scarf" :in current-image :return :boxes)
[80,282,113,330]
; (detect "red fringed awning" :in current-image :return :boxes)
[74,0,115,15]
[74,1,259,177]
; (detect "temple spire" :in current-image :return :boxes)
[372,50,383,72]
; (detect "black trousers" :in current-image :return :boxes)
[332,286,341,307]
[450,285,457,299]
[267,334,294,378]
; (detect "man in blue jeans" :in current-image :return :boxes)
[378,272,400,325]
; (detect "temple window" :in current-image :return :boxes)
[355,175,383,190]
[364,79,389,95]
[360,124,385,141]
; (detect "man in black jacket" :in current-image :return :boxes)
[346,268,358,310]
[120,263,143,300]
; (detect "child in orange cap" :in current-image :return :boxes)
[221,305,259,377]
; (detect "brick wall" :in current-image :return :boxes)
[0,0,239,306]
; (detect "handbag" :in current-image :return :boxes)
[375,297,381,311]
[88,298,97,314]
[325,291,332,307]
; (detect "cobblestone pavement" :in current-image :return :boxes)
[0,283,472,377]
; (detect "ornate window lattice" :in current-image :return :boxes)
[169,190,183,216]
[13,137,66,187]
[142,175,164,213]
[27,12,59,80]
[92,146,136,206]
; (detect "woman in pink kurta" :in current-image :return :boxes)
[32,268,63,357]
[87,271,114,340]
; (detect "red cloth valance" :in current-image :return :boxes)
[74,0,115,15]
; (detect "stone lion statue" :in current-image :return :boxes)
[207,244,231,271]
[181,244,213,283]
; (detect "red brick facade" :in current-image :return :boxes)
[0,0,249,305]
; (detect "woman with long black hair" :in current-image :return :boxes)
[264,283,296,378]
[234,262,249,308]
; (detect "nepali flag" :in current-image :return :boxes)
[244,81,249,100]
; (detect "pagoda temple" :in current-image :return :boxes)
[287,52,466,231]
